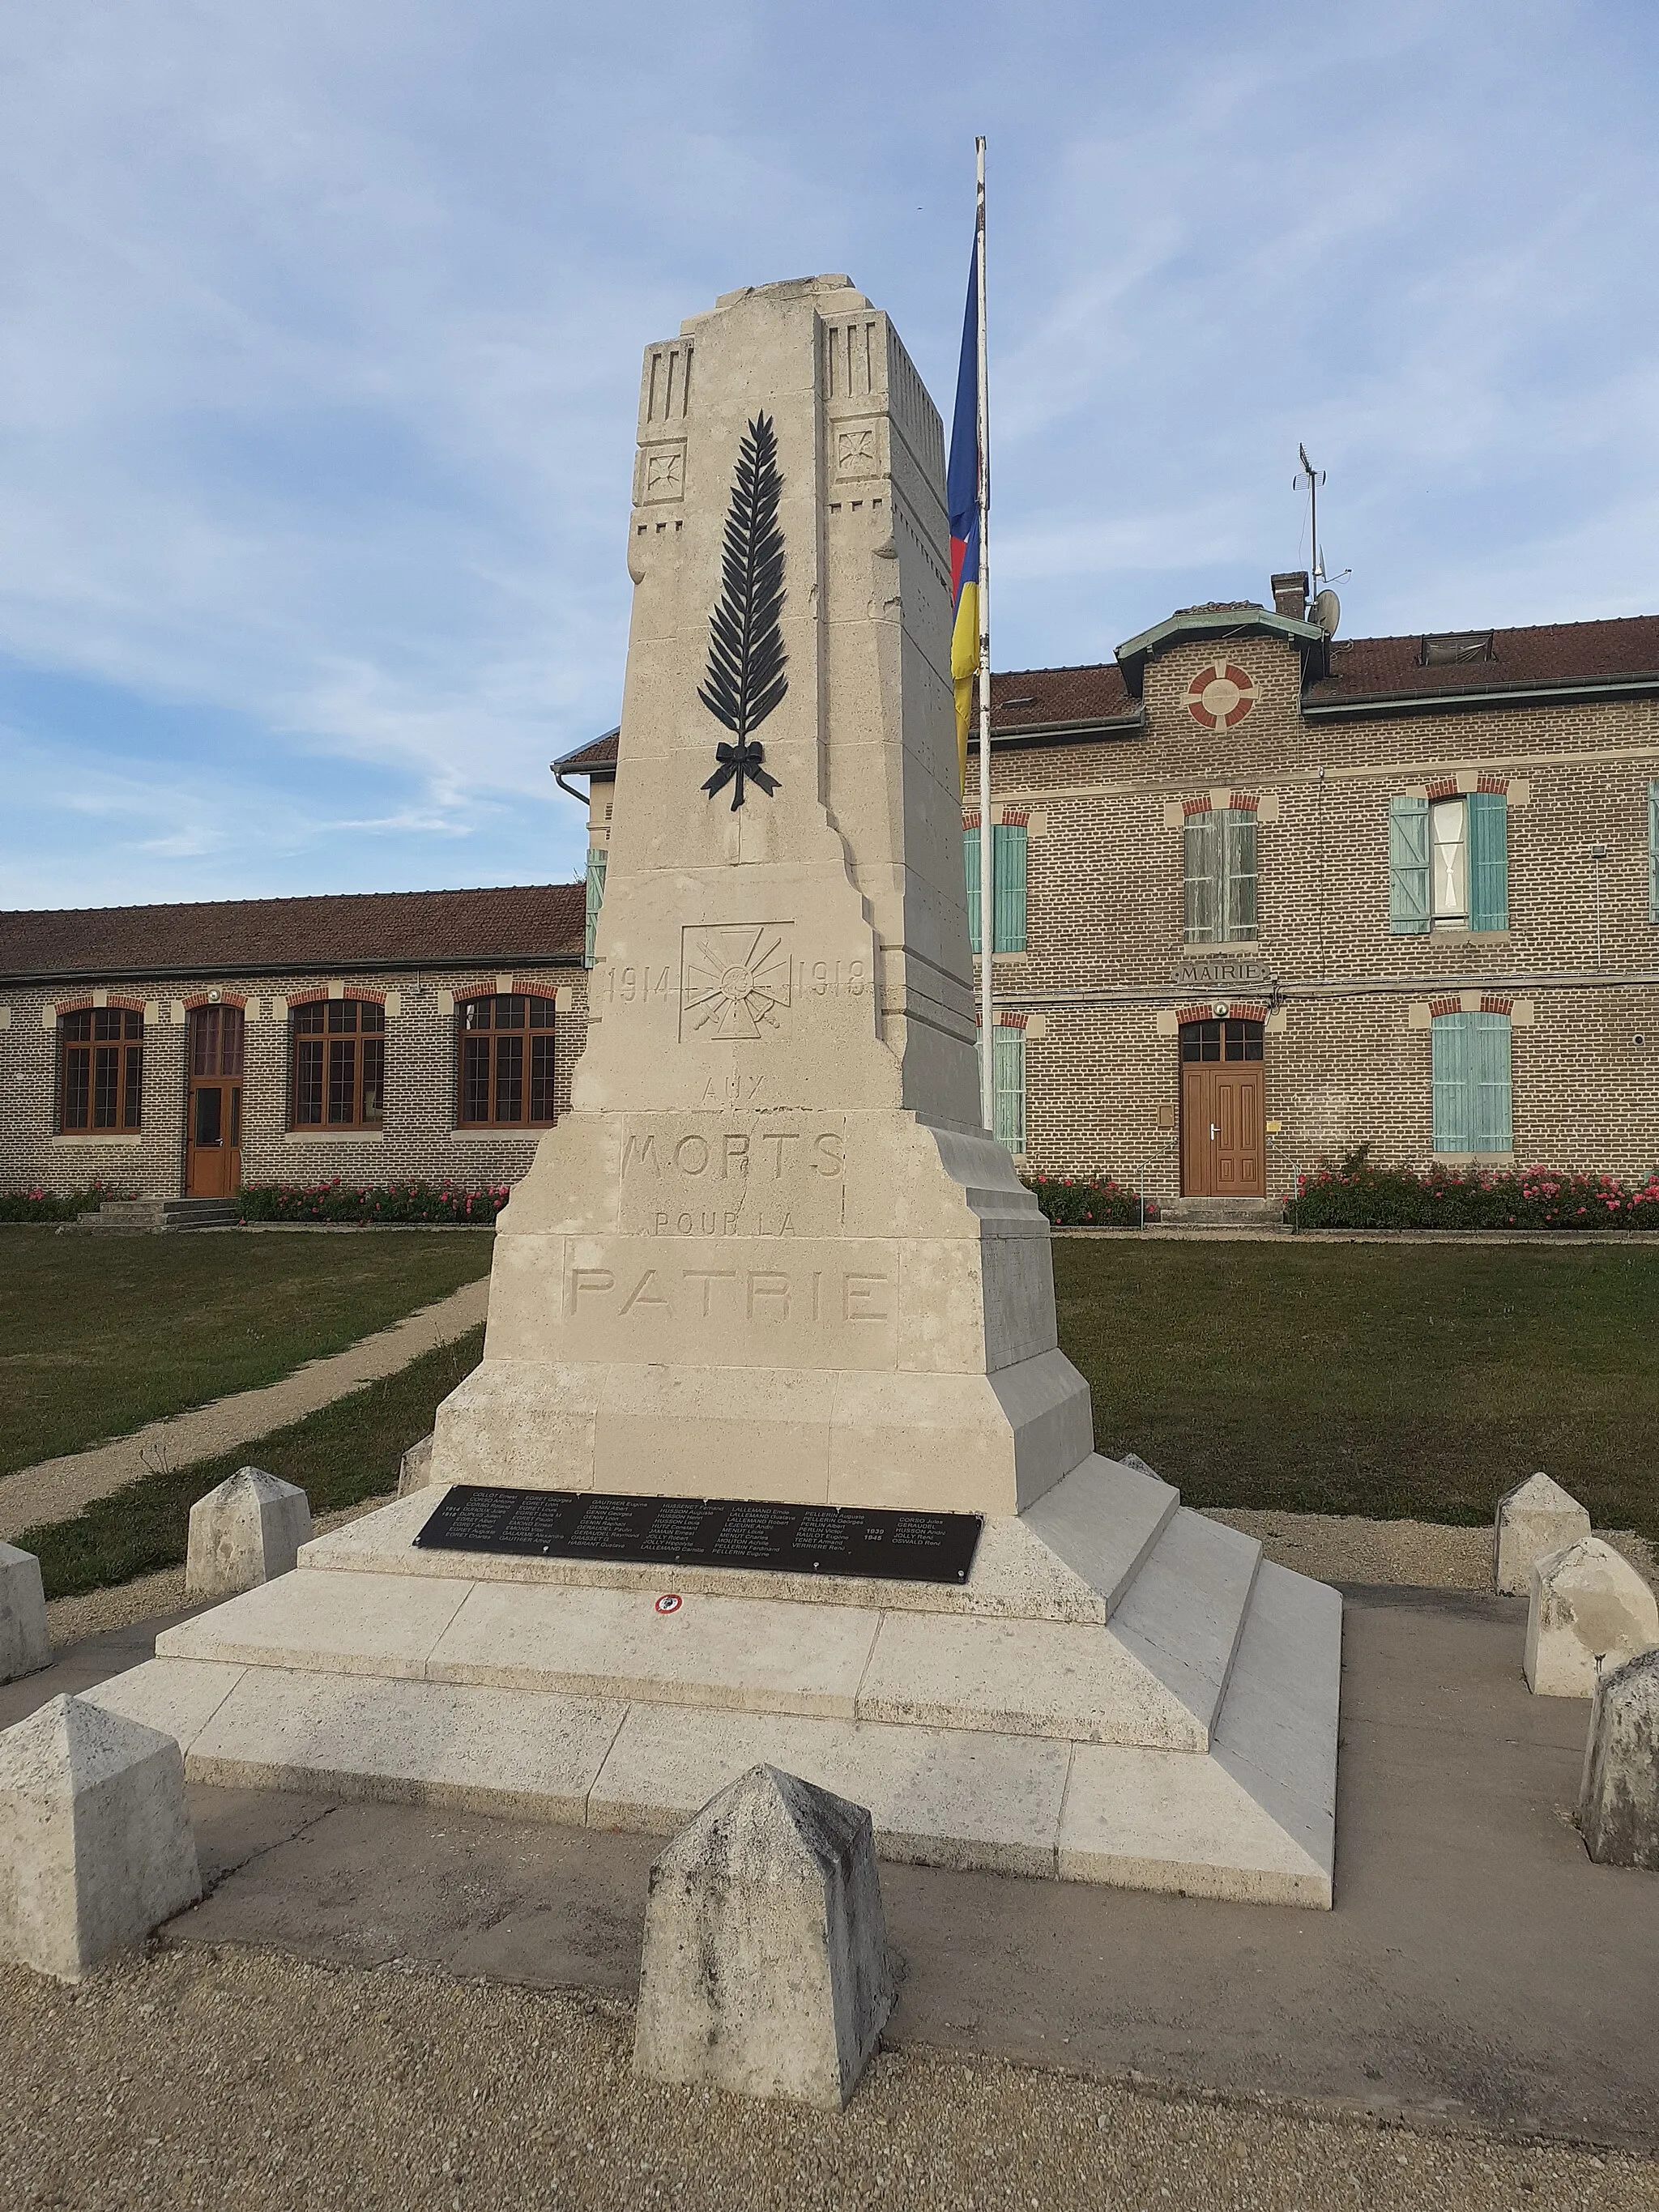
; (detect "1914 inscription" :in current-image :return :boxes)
[416,1484,983,1584]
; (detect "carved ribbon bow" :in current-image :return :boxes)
[702,739,779,812]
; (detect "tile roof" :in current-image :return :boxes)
[555,727,621,774]
[983,664,1137,736]
[0,884,586,982]
[1303,614,1659,708]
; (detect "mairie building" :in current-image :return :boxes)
[563,573,1659,1206]
[4,572,1657,1207]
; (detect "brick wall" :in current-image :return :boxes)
[0,965,590,1200]
[974,629,1659,1191]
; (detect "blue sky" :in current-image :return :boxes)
[3,0,1657,909]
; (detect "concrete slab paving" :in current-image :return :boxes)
[152,1585,1659,2150]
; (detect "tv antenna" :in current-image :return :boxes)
[1294,443,1350,603]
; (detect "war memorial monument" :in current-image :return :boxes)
[90,275,1341,1904]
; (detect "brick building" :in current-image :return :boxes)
[0,885,589,1201]
[8,579,1658,1210]
[567,581,1659,1204]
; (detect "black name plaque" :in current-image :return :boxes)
[414,1485,983,1585]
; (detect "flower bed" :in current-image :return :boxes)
[1023,1173,1149,1228]
[234,1179,512,1225]
[1288,1148,1659,1231]
[0,1183,129,1223]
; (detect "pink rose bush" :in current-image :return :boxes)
[235,1179,513,1225]
[1289,1146,1659,1231]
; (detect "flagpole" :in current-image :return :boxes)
[975,134,995,1136]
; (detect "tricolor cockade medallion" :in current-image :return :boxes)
[698,413,787,809]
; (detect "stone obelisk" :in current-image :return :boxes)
[432,275,1093,1514]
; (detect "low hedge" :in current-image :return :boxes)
[0,1183,128,1223]
[1288,1149,1659,1231]
[235,1179,510,1225]
[1023,1173,1149,1227]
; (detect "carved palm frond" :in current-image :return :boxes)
[697,412,788,741]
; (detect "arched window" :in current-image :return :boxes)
[59,1007,143,1132]
[291,998,385,1128]
[456,993,557,1128]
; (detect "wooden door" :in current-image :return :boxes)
[1179,1019,1266,1196]
[185,1006,245,1196]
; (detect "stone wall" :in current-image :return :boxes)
[0,963,589,1201]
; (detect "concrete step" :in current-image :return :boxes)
[1156,1197,1286,1229]
[85,1640,1336,1903]
[78,1481,1333,1907]
[153,1473,1263,1757]
[315,1456,1178,1627]
[68,1197,237,1235]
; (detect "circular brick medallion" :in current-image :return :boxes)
[1186,660,1258,731]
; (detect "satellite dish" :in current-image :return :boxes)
[1311,587,1341,637]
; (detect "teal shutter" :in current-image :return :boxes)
[1183,813,1221,943]
[1467,791,1508,931]
[963,828,982,953]
[1389,796,1431,934]
[1431,1012,1471,1153]
[1471,1011,1513,1153]
[1648,782,1659,923]
[1223,809,1257,940]
[992,823,1027,953]
[1432,1009,1512,1153]
[583,845,608,967]
[992,1027,1026,1153]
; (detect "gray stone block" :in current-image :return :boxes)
[1494,1472,1591,1594]
[1580,1648,1659,1870]
[1525,1536,1659,1698]
[633,1763,893,2108]
[0,1542,49,1685]
[396,1433,436,1498]
[0,1694,200,1980]
[186,1466,312,1603]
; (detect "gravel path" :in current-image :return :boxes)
[1202,1508,1659,1595]
[0,1279,485,1543]
[0,1946,1648,2212]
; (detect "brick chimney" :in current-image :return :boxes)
[1270,571,1309,620]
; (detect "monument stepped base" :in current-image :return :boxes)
[91,1455,1341,1907]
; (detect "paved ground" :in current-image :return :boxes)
[0,1276,486,1542]
[5,1582,1657,2167]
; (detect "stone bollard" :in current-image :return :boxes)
[1494,1472,1591,1595]
[1580,1648,1659,1870]
[0,1695,201,1980]
[396,1433,436,1498]
[185,1466,312,1604]
[633,1764,893,2108]
[1525,1537,1659,1698]
[0,1543,50,1686]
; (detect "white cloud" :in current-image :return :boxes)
[2,0,1658,902]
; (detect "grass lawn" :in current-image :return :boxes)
[1056,1239,1659,1540]
[20,1326,484,1600]
[0,1230,493,1475]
